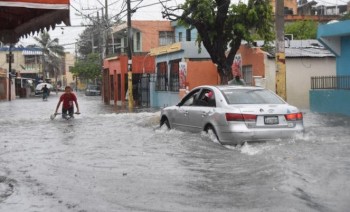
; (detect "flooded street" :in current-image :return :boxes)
[1,93,350,212]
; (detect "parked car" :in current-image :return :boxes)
[160,85,304,145]
[85,85,101,96]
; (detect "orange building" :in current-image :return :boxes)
[103,20,174,105]
[111,20,174,54]
[236,44,266,82]
[103,54,155,106]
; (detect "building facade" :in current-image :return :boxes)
[311,20,350,116]
[237,40,335,109]
[103,20,174,105]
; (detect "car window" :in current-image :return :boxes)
[194,89,216,107]
[180,89,201,106]
[222,89,285,104]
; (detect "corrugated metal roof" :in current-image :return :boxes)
[256,39,335,58]
[285,47,334,58]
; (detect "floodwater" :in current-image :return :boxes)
[1,93,350,212]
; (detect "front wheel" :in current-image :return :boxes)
[160,117,170,129]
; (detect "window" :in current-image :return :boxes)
[159,31,174,46]
[195,89,216,107]
[156,62,168,91]
[169,60,180,92]
[6,54,14,63]
[24,55,40,64]
[242,65,253,86]
[178,32,183,42]
[181,89,201,106]
[222,89,285,104]
[135,32,141,51]
[186,29,191,41]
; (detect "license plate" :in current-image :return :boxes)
[264,116,279,125]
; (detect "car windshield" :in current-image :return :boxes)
[88,85,99,90]
[222,89,285,104]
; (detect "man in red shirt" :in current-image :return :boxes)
[54,86,80,119]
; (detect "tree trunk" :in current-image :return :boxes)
[217,66,233,85]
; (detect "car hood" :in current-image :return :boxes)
[228,104,299,115]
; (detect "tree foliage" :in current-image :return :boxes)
[161,0,274,84]
[70,53,101,80]
[284,20,318,39]
[34,31,65,79]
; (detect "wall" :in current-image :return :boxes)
[0,50,25,75]
[186,60,219,90]
[103,54,156,104]
[265,57,336,109]
[152,90,180,108]
[174,24,197,42]
[132,21,173,52]
[337,36,350,76]
[237,45,266,81]
[64,52,75,87]
[0,68,7,100]
[310,90,350,116]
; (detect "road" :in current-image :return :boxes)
[1,93,350,212]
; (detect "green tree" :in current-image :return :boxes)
[162,0,274,84]
[284,20,318,39]
[34,31,65,81]
[70,53,101,81]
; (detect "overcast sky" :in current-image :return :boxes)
[18,0,344,52]
[18,0,188,52]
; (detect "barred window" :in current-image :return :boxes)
[159,31,174,46]
[156,62,168,91]
[169,60,180,92]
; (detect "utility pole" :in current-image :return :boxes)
[8,44,12,101]
[105,0,109,55]
[99,11,108,104]
[127,0,134,110]
[275,0,286,100]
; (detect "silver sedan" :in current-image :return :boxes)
[160,85,304,145]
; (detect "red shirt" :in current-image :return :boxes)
[60,93,77,109]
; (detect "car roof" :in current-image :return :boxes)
[195,85,264,91]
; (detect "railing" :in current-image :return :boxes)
[311,76,350,90]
